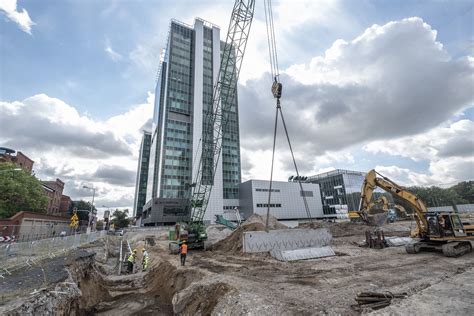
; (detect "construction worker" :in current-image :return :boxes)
[127,249,137,273]
[180,241,188,266]
[142,248,149,272]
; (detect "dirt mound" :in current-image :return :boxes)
[300,221,367,237]
[245,214,288,230]
[206,226,233,246]
[211,222,265,253]
[211,214,287,254]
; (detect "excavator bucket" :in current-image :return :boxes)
[365,212,389,227]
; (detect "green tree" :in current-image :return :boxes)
[406,185,465,207]
[0,163,48,218]
[96,219,104,231]
[450,181,474,203]
[111,209,131,229]
[70,200,97,221]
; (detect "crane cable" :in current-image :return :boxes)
[264,0,279,80]
[263,0,313,231]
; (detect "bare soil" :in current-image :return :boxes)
[1,220,473,315]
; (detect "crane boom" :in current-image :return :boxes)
[190,0,255,222]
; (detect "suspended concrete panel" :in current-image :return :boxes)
[242,228,332,253]
[271,246,335,262]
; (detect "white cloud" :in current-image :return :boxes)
[237,17,473,185]
[0,0,35,34]
[366,119,474,186]
[0,93,154,209]
[104,40,123,62]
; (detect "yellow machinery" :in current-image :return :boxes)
[349,196,389,223]
[359,169,473,257]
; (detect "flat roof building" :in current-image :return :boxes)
[239,180,324,220]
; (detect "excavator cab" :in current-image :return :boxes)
[449,214,467,238]
[426,212,467,238]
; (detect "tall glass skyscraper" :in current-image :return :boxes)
[133,130,151,219]
[141,18,241,225]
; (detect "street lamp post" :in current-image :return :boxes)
[83,185,96,234]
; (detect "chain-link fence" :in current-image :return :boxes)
[0,231,106,277]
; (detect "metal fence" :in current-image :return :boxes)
[1,223,94,243]
[0,230,106,277]
[124,226,170,233]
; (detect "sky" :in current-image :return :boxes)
[0,0,473,215]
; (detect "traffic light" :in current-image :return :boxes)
[70,211,79,229]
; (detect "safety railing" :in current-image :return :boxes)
[0,230,106,278]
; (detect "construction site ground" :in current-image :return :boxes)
[1,219,473,315]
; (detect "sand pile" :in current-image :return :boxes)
[206,225,233,246]
[244,214,288,230]
[300,221,367,237]
[211,214,286,254]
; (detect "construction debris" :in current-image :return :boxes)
[352,291,407,311]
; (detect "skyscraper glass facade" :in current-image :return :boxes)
[160,22,194,199]
[133,131,151,217]
[141,19,241,225]
[307,169,365,215]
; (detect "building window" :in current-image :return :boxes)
[255,188,280,193]
[300,191,313,197]
[256,203,281,208]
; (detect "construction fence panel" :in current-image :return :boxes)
[0,231,106,276]
[243,228,332,253]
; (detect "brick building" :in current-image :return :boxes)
[59,195,72,216]
[0,147,34,172]
[41,178,65,216]
[1,148,71,216]
[0,211,70,242]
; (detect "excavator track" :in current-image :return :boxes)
[405,242,421,254]
[442,241,472,257]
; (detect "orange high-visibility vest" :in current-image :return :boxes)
[181,244,188,254]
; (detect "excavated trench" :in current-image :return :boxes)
[2,246,233,316]
[68,250,232,315]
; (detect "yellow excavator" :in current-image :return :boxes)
[349,195,390,223]
[359,170,473,257]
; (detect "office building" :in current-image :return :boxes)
[142,18,241,225]
[239,180,324,220]
[306,169,366,216]
[133,130,152,219]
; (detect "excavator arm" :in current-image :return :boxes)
[359,170,429,236]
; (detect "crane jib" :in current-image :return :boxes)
[190,0,255,223]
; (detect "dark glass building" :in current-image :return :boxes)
[306,169,366,216]
[133,131,151,218]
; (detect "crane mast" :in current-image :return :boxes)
[190,0,255,223]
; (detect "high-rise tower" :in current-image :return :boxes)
[141,18,241,225]
[133,130,151,220]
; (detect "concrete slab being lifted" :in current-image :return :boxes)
[242,228,332,253]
